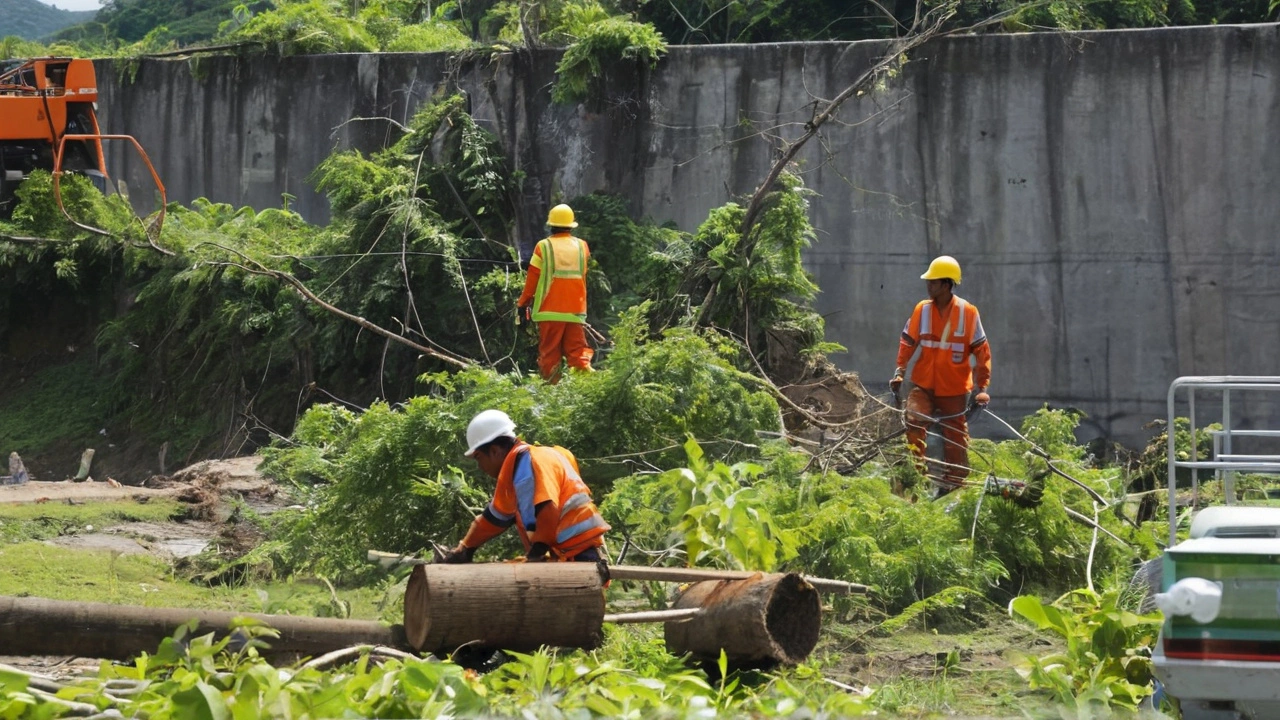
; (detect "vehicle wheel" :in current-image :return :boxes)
[1130,557,1162,613]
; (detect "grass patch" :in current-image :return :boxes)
[0,498,184,544]
[0,357,109,456]
[0,542,397,621]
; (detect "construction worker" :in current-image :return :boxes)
[517,204,593,382]
[890,256,992,496]
[440,409,610,563]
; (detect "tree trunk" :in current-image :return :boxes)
[664,573,820,668]
[0,595,409,661]
[403,562,607,655]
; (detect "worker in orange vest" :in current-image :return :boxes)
[890,256,992,497]
[440,409,610,563]
[517,204,593,382]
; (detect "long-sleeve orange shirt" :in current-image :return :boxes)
[896,296,991,395]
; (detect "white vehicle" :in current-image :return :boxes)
[1152,377,1280,720]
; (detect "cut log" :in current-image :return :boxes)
[664,573,821,668]
[404,562,606,655]
[0,595,409,661]
[607,565,867,595]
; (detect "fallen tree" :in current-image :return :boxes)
[0,595,409,661]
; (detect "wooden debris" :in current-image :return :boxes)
[664,573,821,668]
[606,565,867,595]
[603,608,702,624]
[403,562,607,655]
[0,595,410,661]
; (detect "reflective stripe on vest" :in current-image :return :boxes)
[919,298,966,337]
[533,236,587,323]
[918,298,967,352]
[561,492,593,514]
[557,514,608,544]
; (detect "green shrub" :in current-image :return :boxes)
[552,16,667,103]
[384,21,475,52]
[261,307,779,579]
[220,0,378,54]
[1010,588,1163,715]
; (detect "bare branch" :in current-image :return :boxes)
[329,116,412,141]
[202,244,473,369]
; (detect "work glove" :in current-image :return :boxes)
[889,370,904,394]
[525,542,552,563]
[517,303,532,322]
[439,544,476,564]
[972,390,990,408]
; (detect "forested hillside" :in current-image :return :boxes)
[0,0,95,40]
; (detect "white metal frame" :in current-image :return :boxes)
[1166,377,1280,546]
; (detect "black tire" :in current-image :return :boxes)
[1130,557,1163,613]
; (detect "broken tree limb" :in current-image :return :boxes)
[369,549,426,569]
[607,565,868,595]
[203,244,472,369]
[298,644,422,672]
[980,408,1108,505]
[403,563,606,655]
[1063,505,1128,545]
[0,595,409,661]
[603,608,702,624]
[664,573,821,668]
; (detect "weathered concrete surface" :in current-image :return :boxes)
[95,24,1280,446]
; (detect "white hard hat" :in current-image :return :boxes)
[464,409,517,457]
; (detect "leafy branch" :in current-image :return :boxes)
[203,243,474,369]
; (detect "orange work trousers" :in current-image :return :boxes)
[537,321,594,382]
[905,387,970,488]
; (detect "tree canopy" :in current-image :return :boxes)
[9,0,1279,59]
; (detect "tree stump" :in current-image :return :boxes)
[403,562,607,655]
[664,573,821,668]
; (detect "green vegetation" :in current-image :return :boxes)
[0,0,94,42]
[0,358,110,461]
[1010,589,1164,716]
[0,30,1182,717]
[551,15,667,103]
[0,498,183,543]
[0,542,395,617]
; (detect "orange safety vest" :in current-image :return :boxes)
[900,296,991,396]
[530,234,589,323]
[489,442,609,558]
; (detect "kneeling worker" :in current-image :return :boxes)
[441,409,610,563]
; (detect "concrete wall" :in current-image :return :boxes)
[95,23,1280,446]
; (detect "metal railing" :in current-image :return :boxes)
[1166,377,1280,546]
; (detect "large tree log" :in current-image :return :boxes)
[0,595,409,661]
[664,573,820,668]
[404,562,607,655]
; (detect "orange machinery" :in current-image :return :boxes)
[0,57,165,238]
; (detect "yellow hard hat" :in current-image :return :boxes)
[546,204,578,228]
[921,255,961,284]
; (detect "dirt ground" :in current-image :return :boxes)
[0,455,268,505]
[0,455,282,677]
